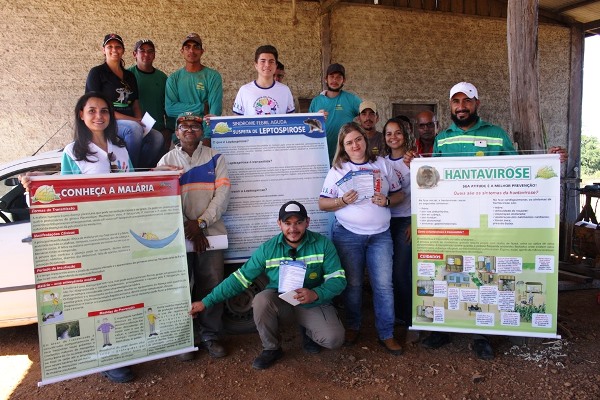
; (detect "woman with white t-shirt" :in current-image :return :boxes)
[319,122,405,355]
[383,117,415,328]
[62,92,134,175]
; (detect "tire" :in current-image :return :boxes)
[222,271,268,334]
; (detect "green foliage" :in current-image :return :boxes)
[581,135,600,175]
[514,303,546,322]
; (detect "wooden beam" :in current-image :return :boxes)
[507,0,544,153]
[320,0,342,14]
[583,19,600,32]
[555,0,600,13]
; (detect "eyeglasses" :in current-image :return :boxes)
[344,136,364,147]
[418,122,436,129]
[178,125,202,132]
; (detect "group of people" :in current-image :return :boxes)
[22,31,569,382]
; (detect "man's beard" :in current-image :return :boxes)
[327,83,344,92]
[284,231,305,244]
[451,110,479,128]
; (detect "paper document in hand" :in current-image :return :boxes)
[141,112,156,136]
[278,260,306,293]
[278,290,301,306]
[336,170,374,200]
[185,235,229,252]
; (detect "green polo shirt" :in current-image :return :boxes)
[433,119,517,157]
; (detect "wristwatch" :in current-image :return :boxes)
[385,197,391,207]
[197,218,207,229]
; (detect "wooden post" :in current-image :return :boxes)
[561,24,585,261]
[507,0,544,153]
[320,10,332,91]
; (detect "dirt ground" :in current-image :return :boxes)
[1,289,599,400]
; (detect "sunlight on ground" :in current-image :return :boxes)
[0,355,32,400]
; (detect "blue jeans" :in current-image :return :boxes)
[117,120,165,170]
[332,222,395,340]
[390,216,412,326]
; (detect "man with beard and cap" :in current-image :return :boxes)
[414,110,439,157]
[419,82,566,360]
[433,82,516,157]
[358,100,385,156]
[309,63,362,162]
[189,201,347,370]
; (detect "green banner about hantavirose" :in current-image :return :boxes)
[411,155,560,338]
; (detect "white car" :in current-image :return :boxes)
[0,149,264,332]
[0,149,62,328]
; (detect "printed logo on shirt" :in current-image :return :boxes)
[114,87,133,107]
[253,96,279,115]
[196,82,205,91]
[335,104,344,111]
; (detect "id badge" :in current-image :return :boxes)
[474,140,487,147]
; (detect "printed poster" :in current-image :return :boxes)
[29,172,194,385]
[210,113,330,261]
[411,155,560,338]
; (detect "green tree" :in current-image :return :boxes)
[581,135,600,175]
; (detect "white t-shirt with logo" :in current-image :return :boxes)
[320,157,402,235]
[232,81,295,116]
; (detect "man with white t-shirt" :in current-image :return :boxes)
[232,45,295,116]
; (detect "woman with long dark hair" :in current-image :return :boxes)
[62,92,132,174]
[383,117,415,328]
[85,33,163,169]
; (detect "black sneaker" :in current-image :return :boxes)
[421,332,451,349]
[252,348,283,370]
[473,338,494,360]
[202,339,226,358]
[301,329,321,354]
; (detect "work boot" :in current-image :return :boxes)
[201,339,227,358]
[252,348,283,370]
[101,367,134,383]
[300,327,321,354]
[421,332,451,349]
[378,337,404,355]
[344,329,360,346]
[473,338,494,360]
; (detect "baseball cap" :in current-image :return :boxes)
[176,111,203,124]
[134,39,155,52]
[359,100,377,114]
[103,33,124,47]
[182,33,203,48]
[326,63,345,77]
[449,82,478,99]
[278,201,308,221]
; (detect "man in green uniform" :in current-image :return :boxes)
[190,201,346,370]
